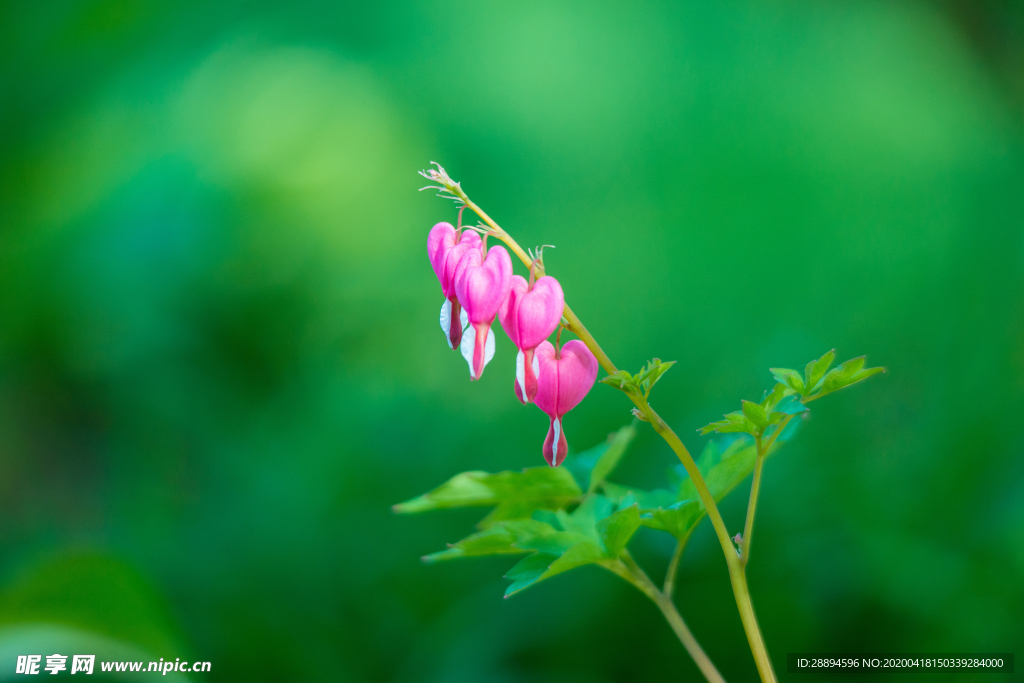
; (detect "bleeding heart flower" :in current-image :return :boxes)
[453,243,512,380]
[498,275,564,404]
[427,222,482,349]
[533,339,599,466]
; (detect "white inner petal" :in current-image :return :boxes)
[483,326,495,368]
[460,324,476,376]
[515,349,525,394]
[459,307,469,331]
[531,351,540,379]
[439,300,453,349]
[552,417,562,453]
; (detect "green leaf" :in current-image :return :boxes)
[602,483,677,511]
[678,437,750,501]
[699,411,757,436]
[597,504,641,556]
[599,370,635,393]
[760,383,789,412]
[639,501,702,540]
[393,466,581,514]
[599,359,676,399]
[638,358,676,396]
[555,494,613,541]
[641,436,763,541]
[503,542,606,597]
[741,400,768,430]
[503,552,560,595]
[423,524,528,563]
[638,436,761,540]
[816,356,884,397]
[588,424,637,493]
[804,349,835,393]
[508,517,592,556]
[770,367,805,393]
[499,494,622,596]
[772,395,807,415]
[476,500,549,528]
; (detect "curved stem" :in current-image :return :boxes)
[663,535,687,597]
[608,554,727,683]
[740,438,765,566]
[635,401,778,683]
[443,175,775,682]
[743,413,795,565]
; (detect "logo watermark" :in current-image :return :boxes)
[15,655,210,675]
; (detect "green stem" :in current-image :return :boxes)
[663,535,687,597]
[636,401,778,683]
[742,413,795,565]
[609,553,727,683]
[444,174,775,682]
[740,438,765,566]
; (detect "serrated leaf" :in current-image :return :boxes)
[588,424,637,493]
[503,541,607,597]
[741,400,768,430]
[476,500,550,528]
[504,552,559,595]
[423,524,528,563]
[638,358,676,396]
[506,518,590,556]
[599,370,633,390]
[556,494,613,541]
[817,361,884,397]
[761,383,789,412]
[772,395,808,415]
[678,437,747,501]
[597,504,641,556]
[599,370,639,396]
[804,349,835,392]
[602,483,677,511]
[639,500,702,540]
[393,467,581,514]
[770,367,805,393]
[699,411,757,436]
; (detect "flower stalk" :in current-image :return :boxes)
[421,163,777,682]
[601,552,726,683]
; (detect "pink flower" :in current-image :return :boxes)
[498,275,564,404]
[427,222,482,349]
[453,243,512,380]
[533,340,599,466]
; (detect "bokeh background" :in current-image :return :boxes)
[2,1,1023,681]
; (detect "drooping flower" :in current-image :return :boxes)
[498,275,564,404]
[453,243,512,380]
[427,222,483,349]
[533,340,599,466]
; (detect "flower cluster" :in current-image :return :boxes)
[427,220,598,466]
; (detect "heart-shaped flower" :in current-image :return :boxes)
[453,243,512,380]
[533,339,599,466]
[427,222,482,349]
[498,275,564,404]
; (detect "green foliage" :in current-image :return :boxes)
[395,426,645,596]
[397,350,883,598]
[702,350,882,437]
[582,424,637,493]
[599,358,676,400]
[392,467,581,516]
[772,350,885,403]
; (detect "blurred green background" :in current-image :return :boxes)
[1,1,1023,681]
